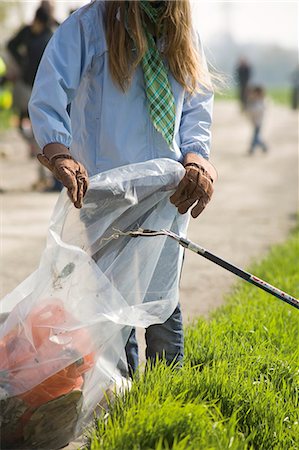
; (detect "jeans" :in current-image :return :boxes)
[125,303,184,375]
[250,125,267,153]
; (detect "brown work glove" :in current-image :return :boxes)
[170,153,217,218]
[37,143,89,208]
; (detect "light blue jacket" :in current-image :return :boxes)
[29,0,213,176]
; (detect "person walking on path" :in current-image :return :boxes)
[7,6,61,191]
[290,65,299,110]
[246,85,268,155]
[235,57,252,110]
[29,0,217,375]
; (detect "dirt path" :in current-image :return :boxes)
[0,100,297,449]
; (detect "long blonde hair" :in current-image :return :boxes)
[105,0,211,93]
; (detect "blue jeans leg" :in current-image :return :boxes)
[250,125,260,153]
[250,125,267,152]
[124,304,184,375]
[125,327,139,376]
[145,303,184,365]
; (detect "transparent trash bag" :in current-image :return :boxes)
[0,158,189,449]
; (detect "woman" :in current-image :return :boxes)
[29,0,217,373]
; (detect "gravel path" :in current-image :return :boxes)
[0,100,297,449]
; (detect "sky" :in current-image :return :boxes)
[192,2,298,50]
[3,1,299,51]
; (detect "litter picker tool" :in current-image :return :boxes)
[114,228,299,310]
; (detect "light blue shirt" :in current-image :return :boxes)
[29,0,214,177]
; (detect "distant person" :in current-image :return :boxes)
[245,85,268,155]
[235,57,252,110]
[7,7,61,191]
[7,7,53,108]
[290,65,299,110]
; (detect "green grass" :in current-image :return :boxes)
[87,228,299,450]
[215,89,238,102]
[215,87,291,106]
[266,88,291,107]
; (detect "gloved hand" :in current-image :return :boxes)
[37,143,89,208]
[170,153,217,218]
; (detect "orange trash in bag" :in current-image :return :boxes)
[0,298,94,409]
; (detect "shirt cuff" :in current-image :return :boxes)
[180,142,210,160]
[38,133,72,152]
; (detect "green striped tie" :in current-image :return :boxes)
[139,1,176,147]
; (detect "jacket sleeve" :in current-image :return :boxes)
[28,11,96,150]
[179,34,214,160]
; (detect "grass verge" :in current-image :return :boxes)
[87,227,299,450]
[215,87,292,107]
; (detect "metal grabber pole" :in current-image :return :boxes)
[119,228,299,310]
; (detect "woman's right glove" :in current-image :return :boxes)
[37,143,89,208]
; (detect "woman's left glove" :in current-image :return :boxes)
[37,143,89,208]
[170,154,217,218]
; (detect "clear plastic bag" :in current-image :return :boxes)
[0,158,189,449]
